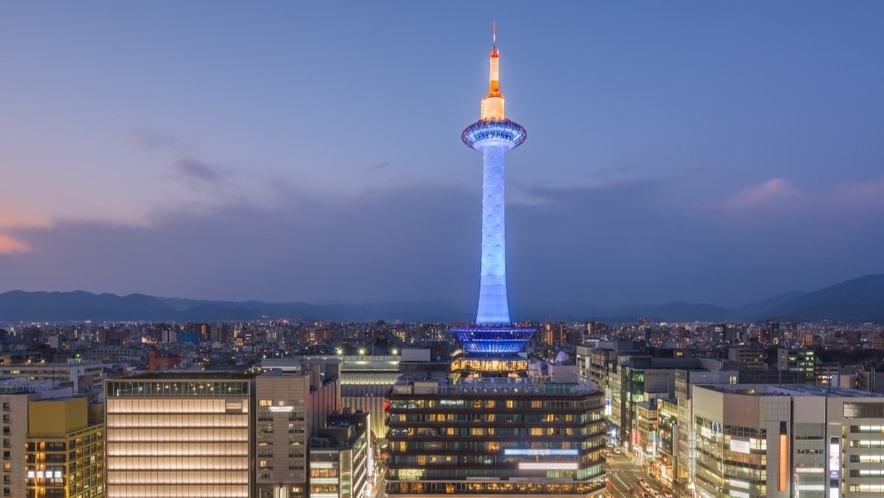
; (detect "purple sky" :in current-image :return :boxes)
[2,2,884,308]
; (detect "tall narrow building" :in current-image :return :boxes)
[385,26,606,498]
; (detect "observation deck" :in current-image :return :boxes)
[462,119,527,151]
[450,324,536,355]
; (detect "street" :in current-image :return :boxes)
[604,452,670,498]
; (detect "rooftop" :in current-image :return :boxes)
[112,370,258,381]
[393,376,599,397]
[699,383,884,398]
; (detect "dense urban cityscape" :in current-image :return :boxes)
[2,317,884,498]
[4,3,884,498]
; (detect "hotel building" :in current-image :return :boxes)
[385,375,606,498]
[0,377,83,498]
[26,396,105,498]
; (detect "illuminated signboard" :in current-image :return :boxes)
[730,438,751,454]
[518,462,579,470]
[829,441,839,480]
[504,449,579,456]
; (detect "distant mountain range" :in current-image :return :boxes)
[1,274,883,324]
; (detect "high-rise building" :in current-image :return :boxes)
[255,367,340,498]
[385,26,606,498]
[105,369,340,498]
[690,384,884,498]
[0,378,81,498]
[25,396,105,498]
[105,373,255,498]
[309,410,372,498]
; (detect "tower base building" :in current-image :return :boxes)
[385,376,606,498]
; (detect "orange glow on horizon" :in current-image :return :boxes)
[0,233,29,254]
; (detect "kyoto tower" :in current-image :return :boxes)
[454,25,533,357]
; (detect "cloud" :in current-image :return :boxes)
[0,208,49,229]
[1,176,882,309]
[721,178,800,209]
[162,159,235,193]
[131,130,179,152]
[174,158,228,183]
[364,161,393,173]
[0,233,29,254]
[833,178,884,209]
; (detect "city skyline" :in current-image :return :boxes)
[2,2,884,308]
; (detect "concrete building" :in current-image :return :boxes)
[386,377,606,498]
[777,348,817,383]
[256,368,340,498]
[263,348,441,443]
[727,348,768,371]
[0,361,105,401]
[690,384,884,498]
[106,369,340,498]
[0,377,77,498]
[309,410,371,498]
[25,396,105,498]
[105,372,255,497]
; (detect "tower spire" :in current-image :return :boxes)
[483,22,503,120]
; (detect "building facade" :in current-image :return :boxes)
[255,368,340,498]
[105,373,255,497]
[106,369,341,498]
[25,396,105,498]
[385,377,606,498]
[0,378,77,498]
[309,411,371,498]
[690,384,884,498]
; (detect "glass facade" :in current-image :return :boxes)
[694,415,769,498]
[385,380,606,497]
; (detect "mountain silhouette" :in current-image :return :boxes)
[0,274,882,323]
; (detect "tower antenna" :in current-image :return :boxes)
[492,22,496,47]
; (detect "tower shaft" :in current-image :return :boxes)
[477,144,509,324]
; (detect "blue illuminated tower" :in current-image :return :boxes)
[453,25,533,356]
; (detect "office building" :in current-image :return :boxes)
[0,378,77,498]
[309,410,371,498]
[0,361,104,401]
[690,384,884,498]
[26,396,105,498]
[105,368,340,498]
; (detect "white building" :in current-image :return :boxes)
[690,384,884,498]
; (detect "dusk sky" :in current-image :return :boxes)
[2,2,884,309]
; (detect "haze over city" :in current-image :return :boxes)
[2,2,884,309]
